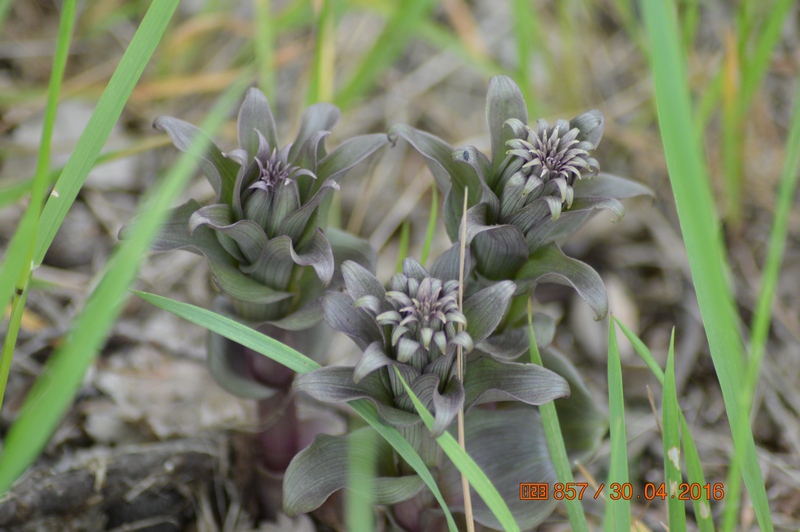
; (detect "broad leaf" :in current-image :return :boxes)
[516,244,608,320]
[462,280,516,343]
[284,428,426,515]
[463,356,569,409]
[486,75,528,181]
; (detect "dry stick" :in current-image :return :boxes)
[457,189,475,532]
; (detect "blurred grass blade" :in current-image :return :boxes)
[307,0,335,104]
[662,329,686,530]
[395,220,411,273]
[393,367,520,532]
[346,424,376,531]
[614,318,715,531]
[32,0,180,268]
[527,300,588,532]
[641,1,773,529]
[420,184,437,267]
[335,0,436,110]
[0,0,77,407]
[604,319,631,531]
[254,0,276,98]
[745,72,800,406]
[0,75,247,493]
[134,291,458,531]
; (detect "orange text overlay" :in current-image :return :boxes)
[520,482,725,501]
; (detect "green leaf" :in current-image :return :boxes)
[486,75,528,182]
[663,330,686,529]
[463,356,569,409]
[283,428,426,515]
[604,320,630,531]
[517,244,608,320]
[642,1,772,528]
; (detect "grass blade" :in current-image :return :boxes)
[0,0,77,407]
[641,1,773,528]
[134,291,458,531]
[32,0,181,268]
[392,367,520,532]
[527,300,588,532]
[662,329,686,530]
[604,319,631,531]
[419,184,437,267]
[615,318,715,531]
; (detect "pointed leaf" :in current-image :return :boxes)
[154,116,239,203]
[238,87,279,157]
[477,314,555,360]
[316,133,388,183]
[211,261,294,304]
[321,292,383,349]
[523,196,625,252]
[388,125,482,226]
[570,109,604,148]
[342,260,385,302]
[288,102,341,164]
[277,179,340,243]
[486,75,528,181]
[294,367,419,428]
[517,244,608,320]
[430,376,465,438]
[354,341,394,383]
[462,280,516,343]
[464,356,569,409]
[190,204,267,264]
[429,242,471,282]
[573,172,653,199]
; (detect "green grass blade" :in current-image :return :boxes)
[745,71,800,404]
[0,77,246,493]
[0,0,77,407]
[614,318,715,531]
[395,220,411,273]
[0,0,76,362]
[135,291,457,531]
[334,0,436,110]
[254,0,276,98]
[32,0,180,268]
[527,301,588,532]
[662,329,686,530]
[604,319,631,531]
[306,0,335,104]
[392,367,520,532]
[419,184,437,267]
[346,425,377,531]
[641,1,773,529]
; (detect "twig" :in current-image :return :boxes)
[457,189,475,532]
